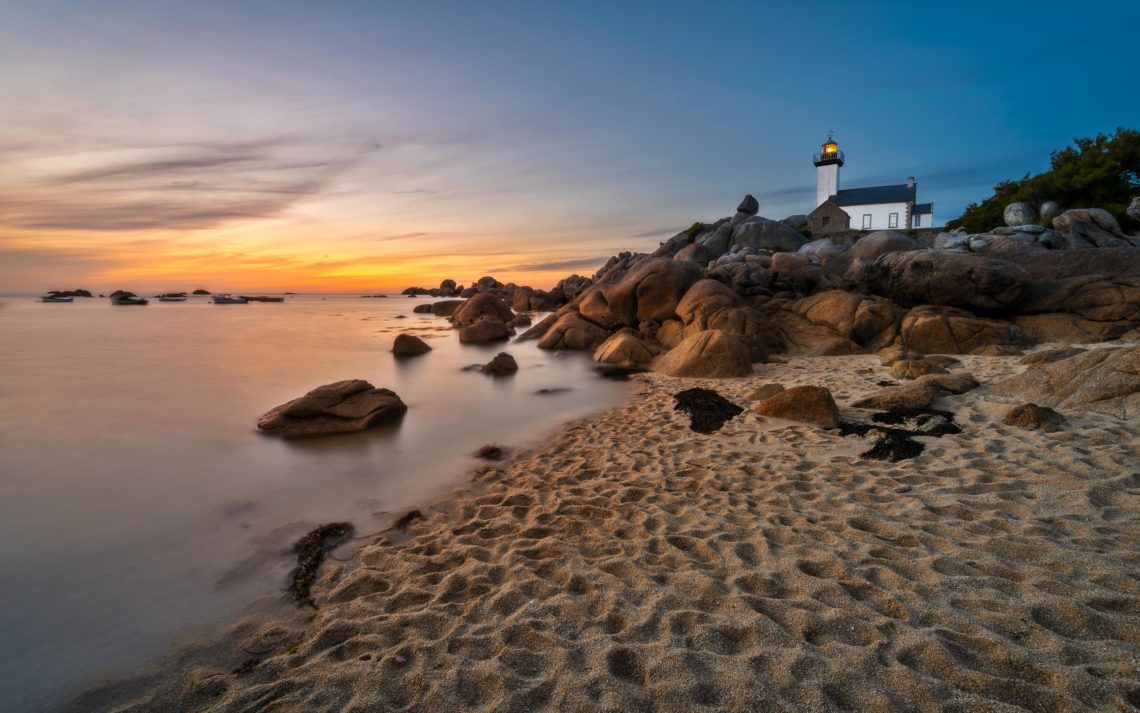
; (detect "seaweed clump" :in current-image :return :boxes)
[673,388,744,434]
[839,406,961,462]
[289,522,354,608]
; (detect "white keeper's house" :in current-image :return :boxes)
[806,134,934,234]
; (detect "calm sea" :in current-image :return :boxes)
[0,293,632,711]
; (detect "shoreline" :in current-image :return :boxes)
[70,348,1140,712]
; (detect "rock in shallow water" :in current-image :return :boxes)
[480,352,518,377]
[258,380,407,438]
[391,334,431,356]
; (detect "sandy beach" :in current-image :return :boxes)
[85,345,1140,712]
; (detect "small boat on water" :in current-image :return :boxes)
[41,295,74,303]
[111,296,148,305]
[212,294,249,304]
[156,293,188,302]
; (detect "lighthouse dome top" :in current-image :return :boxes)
[813,135,844,166]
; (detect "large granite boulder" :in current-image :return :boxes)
[848,231,920,261]
[696,222,735,258]
[1040,201,1062,224]
[451,293,514,327]
[577,257,703,329]
[431,300,463,317]
[852,381,944,410]
[676,280,772,360]
[458,317,511,344]
[675,242,712,267]
[754,385,840,428]
[258,380,407,438]
[900,305,1025,354]
[1004,202,1038,226]
[652,330,752,378]
[732,217,807,253]
[1052,209,1139,249]
[782,214,809,232]
[536,311,611,350]
[991,347,1139,419]
[1012,313,1137,344]
[866,251,1026,311]
[789,291,903,352]
[391,334,431,356]
[1128,197,1140,223]
[593,330,662,367]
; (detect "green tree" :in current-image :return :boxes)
[948,128,1140,233]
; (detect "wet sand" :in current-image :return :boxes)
[80,348,1140,712]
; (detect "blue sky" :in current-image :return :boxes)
[1,0,1136,290]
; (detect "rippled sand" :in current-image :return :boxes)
[87,350,1140,712]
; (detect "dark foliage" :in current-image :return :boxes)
[948,128,1140,232]
[673,388,744,434]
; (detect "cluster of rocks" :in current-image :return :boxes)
[402,274,594,313]
[933,203,1140,254]
[465,194,1140,378]
[45,289,93,298]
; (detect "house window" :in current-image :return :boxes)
[822,216,831,227]
[862,214,872,229]
[889,212,898,228]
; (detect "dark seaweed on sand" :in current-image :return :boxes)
[839,406,961,462]
[673,388,744,434]
[289,522,354,608]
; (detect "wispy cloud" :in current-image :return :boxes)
[0,137,377,232]
[492,256,605,273]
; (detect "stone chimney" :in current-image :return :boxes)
[907,177,915,188]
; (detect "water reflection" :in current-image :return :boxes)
[0,294,633,711]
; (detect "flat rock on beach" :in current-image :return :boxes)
[136,348,1140,712]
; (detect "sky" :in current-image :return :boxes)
[1,0,1137,293]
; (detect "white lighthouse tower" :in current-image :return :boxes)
[813,133,843,207]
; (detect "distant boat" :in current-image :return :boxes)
[157,293,188,302]
[211,294,249,304]
[41,295,74,303]
[111,296,148,305]
[239,295,285,302]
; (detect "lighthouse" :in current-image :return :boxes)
[813,133,844,207]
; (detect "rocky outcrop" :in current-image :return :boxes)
[754,386,840,428]
[451,293,514,328]
[652,330,752,378]
[577,257,703,329]
[866,251,1026,311]
[900,306,1025,354]
[594,330,662,368]
[258,380,407,438]
[536,310,612,350]
[480,352,518,376]
[675,279,771,360]
[458,318,511,344]
[392,334,431,356]
[789,291,903,352]
[991,347,1139,419]
[731,217,806,254]
[1052,209,1139,249]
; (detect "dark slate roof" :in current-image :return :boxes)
[913,203,933,215]
[832,183,916,206]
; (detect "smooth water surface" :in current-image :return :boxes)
[0,294,633,711]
